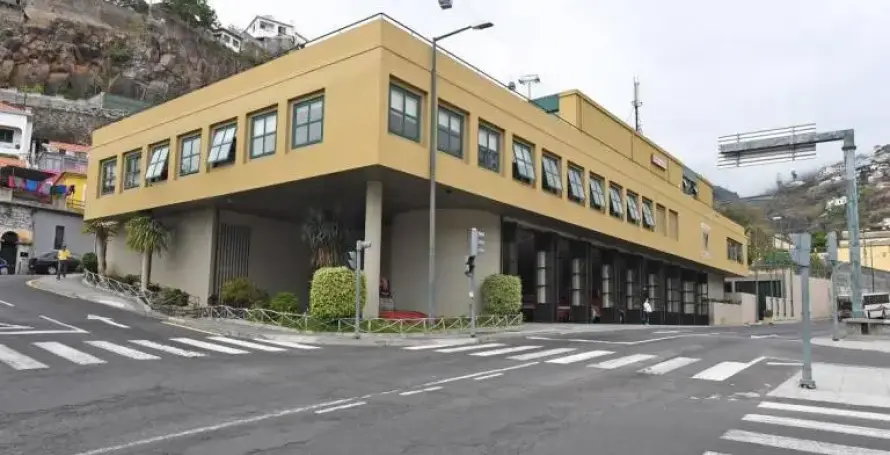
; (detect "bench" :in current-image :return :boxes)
[844,318,890,335]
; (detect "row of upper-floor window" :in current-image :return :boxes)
[727,238,744,264]
[389,83,683,239]
[98,92,325,195]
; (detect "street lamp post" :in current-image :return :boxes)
[427,21,493,320]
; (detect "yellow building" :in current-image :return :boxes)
[839,231,890,273]
[85,14,747,324]
[56,171,87,213]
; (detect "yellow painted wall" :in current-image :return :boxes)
[58,172,87,212]
[87,16,747,276]
[839,244,890,272]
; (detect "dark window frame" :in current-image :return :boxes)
[0,128,13,143]
[145,143,170,184]
[609,184,624,218]
[100,158,117,195]
[589,174,606,210]
[179,135,201,176]
[641,198,656,230]
[388,84,421,141]
[207,123,237,168]
[567,165,585,203]
[541,153,563,194]
[477,124,500,172]
[626,190,641,224]
[292,96,325,148]
[53,225,65,250]
[512,140,535,183]
[437,105,464,158]
[249,110,278,158]
[123,150,141,189]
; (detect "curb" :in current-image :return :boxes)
[25,277,154,316]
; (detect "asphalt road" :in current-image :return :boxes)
[2,275,890,455]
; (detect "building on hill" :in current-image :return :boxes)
[212,28,243,53]
[0,102,33,162]
[85,14,748,325]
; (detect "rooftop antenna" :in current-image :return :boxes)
[518,74,541,99]
[632,76,643,133]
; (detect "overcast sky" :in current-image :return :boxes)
[212,0,889,197]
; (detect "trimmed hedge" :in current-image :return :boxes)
[81,252,98,273]
[220,277,268,308]
[481,274,522,315]
[310,266,366,320]
[269,292,301,313]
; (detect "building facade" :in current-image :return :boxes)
[0,102,32,161]
[86,15,747,323]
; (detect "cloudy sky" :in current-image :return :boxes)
[211,0,889,196]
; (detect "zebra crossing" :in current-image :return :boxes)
[0,336,322,372]
[704,400,890,454]
[404,341,767,382]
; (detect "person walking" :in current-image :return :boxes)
[56,245,71,280]
[642,298,653,325]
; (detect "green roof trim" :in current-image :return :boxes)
[531,94,559,114]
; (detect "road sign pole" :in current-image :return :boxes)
[844,142,864,318]
[354,245,363,339]
[792,232,816,389]
[827,232,840,341]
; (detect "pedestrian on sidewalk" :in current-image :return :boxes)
[642,298,652,325]
[56,245,71,280]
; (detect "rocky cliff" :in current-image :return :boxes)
[0,0,267,106]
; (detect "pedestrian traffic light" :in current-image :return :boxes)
[469,227,485,256]
[347,251,357,270]
[827,231,838,263]
[465,255,475,276]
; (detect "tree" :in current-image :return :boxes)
[82,219,120,275]
[301,208,348,270]
[125,216,170,292]
[160,0,218,29]
[811,231,828,252]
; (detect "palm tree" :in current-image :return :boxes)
[125,216,170,292]
[82,219,120,275]
[301,208,347,270]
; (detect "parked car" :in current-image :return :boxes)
[28,251,81,275]
[0,257,9,275]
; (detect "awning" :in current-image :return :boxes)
[0,229,33,245]
[0,165,54,183]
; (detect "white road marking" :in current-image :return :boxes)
[39,315,88,333]
[766,361,802,366]
[86,341,160,360]
[508,347,576,361]
[653,330,684,334]
[34,341,105,365]
[702,452,732,455]
[399,386,443,396]
[527,334,710,345]
[161,321,219,335]
[403,341,473,350]
[70,398,355,455]
[206,336,286,352]
[0,299,14,307]
[171,338,249,354]
[251,339,320,350]
[545,350,614,364]
[590,353,657,369]
[759,401,890,422]
[638,356,700,375]
[86,315,130,329]
[474,373,503,380]
[470,345,541,357]
[722,429,890,455]
[315,401,366,414]
[129,340,206,358]
[744,413,890,439]
[435,343,505,353]
[0,344,47,370]
[422,362,538,386]
[0,323,33,330]
[693,358,763,382]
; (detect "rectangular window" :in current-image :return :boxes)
[641,198,656,230]
[0,128,13,143]
[702,226,710,251]
[626,191,641,224]
[567,165,585,203]
[478,125,500,172]
[541,154,562,194]
[656,204,667,236]
[727,238,744,263]
[589,174,606,210]
[179,135,201,176]
[53,226,64,250]
[668,210,679,240]
[250,111,277,158]
[388,85,420,141]
[292,96,324,148]
[123,151,141,189]
[100,158,117,195]
[609,184,623,218]
[682,176,699,197]
[207,123,237,167]
[145,144,170,183]
[437,106,463,158]
[512,140,535,183]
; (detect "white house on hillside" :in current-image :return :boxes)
[245,15,307,42]
[212,28,243,53]
[0,102,32,161]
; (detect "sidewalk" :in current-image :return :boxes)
[768,362,890,409]
[26,274,708,347]
[812,336,890,353]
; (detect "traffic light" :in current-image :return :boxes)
[465,255,475,276]
[347,251,357,270]
[827,231,838,263]
[469,228,485,257]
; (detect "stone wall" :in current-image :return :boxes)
[0,203,33,234]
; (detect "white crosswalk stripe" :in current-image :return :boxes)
[129,340,206,358]
[590,353,656,370]
[436,343,505,353]
[34,342,106,365]
[721,429,890,455]
[85,341,160,360]
[0,344,47,370]
[470,346,541,357]
[692,361,752,381]
[638,356,699,375]
[508,347,577,361]
[403,341,473,351]
[545,350,613,364]
[252,339,321,350]
[171,337,250,354]
[207,336,288,352]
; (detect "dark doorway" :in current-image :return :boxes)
[0,231,19,274]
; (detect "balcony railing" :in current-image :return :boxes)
[66,198,84,213]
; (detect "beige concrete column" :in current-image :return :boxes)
[364,180,383,318]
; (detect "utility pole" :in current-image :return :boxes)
[348,240,372,339]
[632,77,643,133]
[791,232,816,389]
[828,232,840,341]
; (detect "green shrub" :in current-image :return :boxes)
[220,277,267,308]
[268,292,301,313]
[81,252,98,273]
[123,274,141,285]
[158,287,191,306]
[481,274,522,315]
[309,266,365,320]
